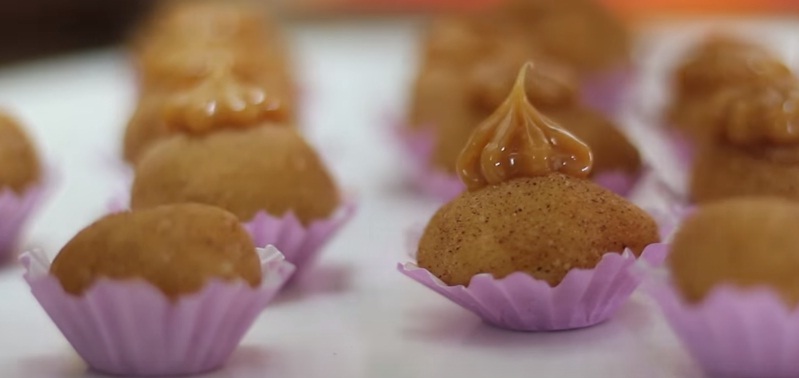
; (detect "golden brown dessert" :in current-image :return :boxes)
[0,112,41,193]
[412,45,641,180]
[123,69,292,163]
[161,64,292,134]
[417,64,659,286]
[493,0,631,74]
[669,34,792,135]
[131,126,339,226]
[51,203,261,299]
[133,0,292,91]
[123,0,295,163]
[691,82,799,203]
[669,198,799,306]
[123,94,170,163]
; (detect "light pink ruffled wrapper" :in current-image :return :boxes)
[580,65,635,120]
[22,246,295,377]
[399,243,667,332]
[649,280,799,378]
[243,200,357,276]
[0,184,46,260]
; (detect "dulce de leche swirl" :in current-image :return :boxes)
[161,62,290,134]
[456,63,593,191]
[714,81,799,147]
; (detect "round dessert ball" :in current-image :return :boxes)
[417,175,659,286]
[669,198,799,306]
[0,113,41,193]
[690,142,799,203]
[669,35,792,133]
[50,203,261,299]
[690,82,799,203]
[123,94,170,163]
[547,108,642,178]
[131,126,340,226]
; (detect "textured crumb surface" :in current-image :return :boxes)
[417,175,659,286]
[691,142,799,203]
[131,126,340,225]
[51,203,261,299]
[669,198,799,306]
[0,113,40,193]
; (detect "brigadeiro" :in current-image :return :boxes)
[22,203,294,376]
[400,64,663,332]
[650,197,799,378]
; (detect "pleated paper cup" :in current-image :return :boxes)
[243,200,356,275]
[0,184,46,261]
[649,281,799,378]
[399,243,667,332]
[22,246,295,376]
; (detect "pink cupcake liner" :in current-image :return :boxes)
[21,246,295,377]
[394,123,645,201]
[0,184,46,260]
[580,65,635,120]
[243,200,357,275]
[649,281,799,377]
[399,243,667,332]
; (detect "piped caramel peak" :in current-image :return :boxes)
[715,81,799,146]
[456,63,593,191]
[162,62,290,134]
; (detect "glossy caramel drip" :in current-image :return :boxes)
[457,63,593,191]
[162,61,289,134]
[715,82,799,146]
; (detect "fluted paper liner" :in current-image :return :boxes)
[649,280,799,377]
[394,124,642,200]
[0,184,46,259]
[21,246,295,376]
[399,243,667,331]
[243,200,356,275]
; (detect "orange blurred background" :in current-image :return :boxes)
[285,0,799,17]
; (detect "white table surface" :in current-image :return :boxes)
[1,16,798,378]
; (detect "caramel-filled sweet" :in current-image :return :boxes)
[690,81,799,203]
[51,204,262,299]
[0,112,41,193]
[131,127,340,226]
[670,35,792,132]
[457,63,593,191]
[669,198,799,306]
[418,175,660,286]
[162,62,291,134]
[714,82,799,146]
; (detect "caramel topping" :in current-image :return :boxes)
[162,62,289,134]
[456,63,593,191]
[714,82,799,146]
[677,35,791,96]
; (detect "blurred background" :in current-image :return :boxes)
[0,0,797,65]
